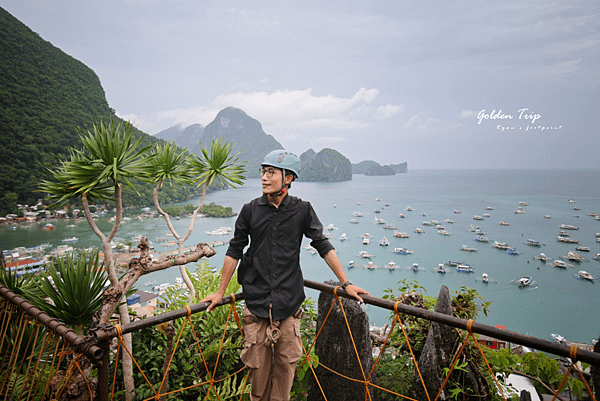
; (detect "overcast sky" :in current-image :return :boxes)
[3,1,599,168]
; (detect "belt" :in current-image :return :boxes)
[241,307,304,325]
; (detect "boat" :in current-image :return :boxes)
[559,224,579,230]
[362,236,371,245]
[353,211,363,217]
[567,199,575,203]
[454,210,461,214]
[550,259,571,269]
[493,241,510,250]
[475,235,489,243]
[444,219,454,224]
[374,209,382,214]
[561,250,588,262]
[486,206,493,210]
[413,227,424,234]
[422,221,435,226]
[358,251,373,258]
[473,215,484,220]
[460,245,477,252]
[144,280,157,287]
[393,247,414,255]
[558,231,570,237]
[437,230,450,236]
[153,283,171,292]
[379,237,390,246]
[544,215,551,219]
[387,261,397,270]
[363,261,379,269]
[373,218,386,224]
[557,236,579,244]
[340,233,347,241]
[408,263,424,272]
[405,206,413,211]
[383,224,397,229]
[506,247,521,255]
[535,253,550,262]
[593,253,600,261]
[482,213,491,218]
[577,271,594,282]
[526,239,543,247]
[466,224,480,231]
[514,207,526,214]
[446,261,465,267]
[436,263,448,274]
[347,261,355,268]
[326,223,337,230]
[517,276,532,287]
[435,224,444,230]
[551,333,566,343]
[398,214,405,218]
[350,219,359,224]
[456,264,474,273]
[575,246,590,252]
[518,201,529,206]
[393,231,410,238]
[477,273,497,283]
[61,237,78,243]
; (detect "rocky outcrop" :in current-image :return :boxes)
[410,285,487,401]
[352,160,408,175]
[298,148,352,182]
[308,280,374,401]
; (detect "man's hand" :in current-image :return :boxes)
[344,284,370,304]
[200,292,224,312]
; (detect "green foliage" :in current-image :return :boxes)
[298,148,352,182]
[112,262,248,400]
[291,297,320,401]
[33,251,107,332]
[0,257,45,300]
[201,202,235,217]
[372,352,414,401]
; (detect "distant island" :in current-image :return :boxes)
[352,160,408,176]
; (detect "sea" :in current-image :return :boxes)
[1,169,599,345]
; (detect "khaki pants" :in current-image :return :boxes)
[241,306,303,401]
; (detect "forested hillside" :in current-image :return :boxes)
[0,7,197,214]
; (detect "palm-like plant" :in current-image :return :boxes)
[34,251,107,334]
[39,117,152,400]
[148,138,246,298]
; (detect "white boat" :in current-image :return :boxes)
[398,214,405,218]
[517,276,532,287]
[353,211,363,217]
[460,245,477,252]
[525,239,543,246]
[475,235,489,243]
[326,223,337,230]
[379,237,390,246]
[363,261,379,269]
[482,273,489,283]
[473,215,484,220]
[456,264,474,273]
[492,241,508,249]
[408,263,424,272]
[340,233,347,241]
[437,230,450,236]
[575,246,590,252]
[350,219,358,224]
[61,237,78,243]
[393,231,410,238]
[436,263,448,274]
[535,253,550,262]
[559,224,579,230]
[383,224,397,229]
[514,208,526,214]
[346,261,355,268]
[153,283,171,291]
[358,251,373,258]
[551,333,566,343]
[567,199,575,203]
[393,247,414,255]
[518,201,529,206]
[362,236,370,245]
[551,259,571,269]
[577,271,594,282]
[454,210,461,214]
[414,228,424,234]
[387,261,397,270]
[374,218,386,224]
[405,206,413,211]
[543,215,551,219]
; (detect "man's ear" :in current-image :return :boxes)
[284,174,294,185]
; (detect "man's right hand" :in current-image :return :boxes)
[200,292,224,312]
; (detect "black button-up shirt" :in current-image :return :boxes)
[226,193,334,320]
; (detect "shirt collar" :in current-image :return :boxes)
[259,193,291,209]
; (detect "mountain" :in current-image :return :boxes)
[352,160,380,174]
[298,148,352,182]
[352,160,408,175]
[0,7,194,214]
[155,123,204,150]
[164,107,283,178]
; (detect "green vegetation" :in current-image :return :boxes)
[298,148,352,182]
[162,202,236,218]
[0,8,197,214]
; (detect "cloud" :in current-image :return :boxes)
[375,104,404,120]
[403,115,419,129]
[459,110,476,119]
[150,87,401,133]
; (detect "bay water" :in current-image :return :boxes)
[2,169,599,345]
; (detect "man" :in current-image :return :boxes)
[201,149,369,401]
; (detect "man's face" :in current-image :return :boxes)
[261,166,283,194]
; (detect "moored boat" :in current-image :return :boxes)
[577,271,594,282]
[393,247,414,255]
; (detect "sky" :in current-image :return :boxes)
[3,1,599,169]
